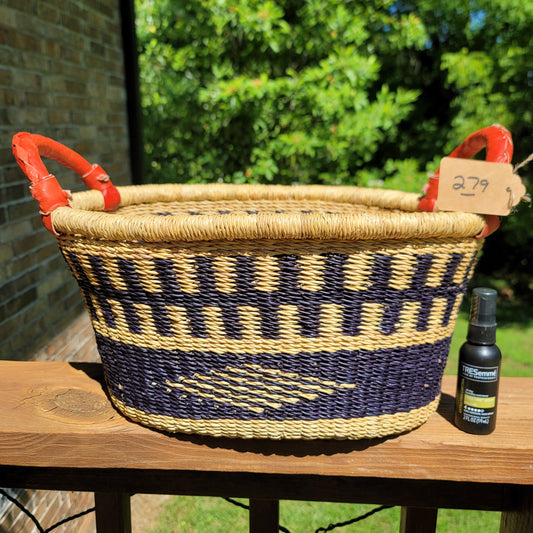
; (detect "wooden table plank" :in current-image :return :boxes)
[1,466,525,511]
[0,361,532,511]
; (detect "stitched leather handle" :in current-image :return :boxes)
[12,132,121,234]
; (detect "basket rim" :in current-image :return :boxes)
[52,183,487,242]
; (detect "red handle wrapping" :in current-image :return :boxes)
[418,124,513,238]
[12,132,121,234]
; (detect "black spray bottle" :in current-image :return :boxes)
[454,288,501,434]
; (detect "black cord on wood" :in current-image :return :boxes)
[224,496,393,532]
[314,504,394,532]
[0,488,95,533]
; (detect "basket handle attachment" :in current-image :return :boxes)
[12,132,121,234]
[417,124,514,238]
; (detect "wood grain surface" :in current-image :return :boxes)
[0,361,532,509]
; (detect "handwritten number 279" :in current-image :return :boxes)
[452,175,489,196]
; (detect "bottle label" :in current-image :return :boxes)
[457,362,500,428]
[462,388,495,424]
[460,362,499,382]
[464,393,496,409]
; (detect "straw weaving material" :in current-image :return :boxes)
[53,183,483,439]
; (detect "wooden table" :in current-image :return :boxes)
[0,361,532,532]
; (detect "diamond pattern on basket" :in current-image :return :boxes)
[165,363,355,414]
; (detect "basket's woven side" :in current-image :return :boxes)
[57,236,481,439]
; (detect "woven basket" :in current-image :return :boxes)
[12,126,513,440]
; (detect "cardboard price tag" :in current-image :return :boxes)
[436,157,526,216]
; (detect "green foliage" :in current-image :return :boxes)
[136,0,533,302]
[136,0,426,187]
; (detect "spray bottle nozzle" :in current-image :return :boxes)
[467,287,497,344]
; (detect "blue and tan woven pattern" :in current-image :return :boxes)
[57,194,483,440]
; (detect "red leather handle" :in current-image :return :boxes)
[12,132,120,234]
[418,124,513,237]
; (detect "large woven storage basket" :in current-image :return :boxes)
[12,126,513,440]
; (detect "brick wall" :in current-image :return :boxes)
[0,0,132,361]
[1,489,96,533]
[0,0,133,531]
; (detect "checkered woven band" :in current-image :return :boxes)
[57,201,483,439]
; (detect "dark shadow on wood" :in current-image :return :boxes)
[436,391,455,426]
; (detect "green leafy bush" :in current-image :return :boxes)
[136,0,429,190]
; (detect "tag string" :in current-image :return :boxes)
[513,152,533,173]
[506,187,515,209]
[512,153,533,207]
